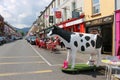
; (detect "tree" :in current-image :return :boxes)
[20,31,24,36]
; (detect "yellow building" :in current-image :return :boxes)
[84,0,115,55]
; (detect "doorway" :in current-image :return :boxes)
[101,24,112,54]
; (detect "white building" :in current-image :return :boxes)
[30,0,85,37]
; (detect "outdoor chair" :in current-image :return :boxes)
[105,56,120,79]
[46,40,58,51]
[39,40,46,48]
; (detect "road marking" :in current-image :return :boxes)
[51,64,62,66]
[30,45,52,66]
[0,61,45,65]
[28,45,87,67]
[0,70,52,77]
[0,56,40,59]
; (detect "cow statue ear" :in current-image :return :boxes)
[53,25,58,30]
[53,25,56,27]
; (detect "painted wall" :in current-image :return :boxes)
[115,0,120,58]
[115,10,120,57]
[84,0,114,21]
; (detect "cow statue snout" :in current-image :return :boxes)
[47,31,52,38]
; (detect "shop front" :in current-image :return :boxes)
[115,10,120,58]
[85,15,114,54]
[58,18,85,33]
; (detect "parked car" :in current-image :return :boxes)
[0,36,7,45]
[25,36,31,42]
[30,36,36,45]
[29,36,36,45]
[0,37,3,45]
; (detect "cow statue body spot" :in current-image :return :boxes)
[47,26,102,69]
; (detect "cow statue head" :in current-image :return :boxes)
[47,25,61,38]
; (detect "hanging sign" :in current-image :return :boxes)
[55,11,61,18]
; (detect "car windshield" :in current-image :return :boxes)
[0,37,2,39]
[30,36,36,39]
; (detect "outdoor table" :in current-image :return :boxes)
[101,59,120,80]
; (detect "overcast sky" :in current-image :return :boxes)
[0,0,52,29]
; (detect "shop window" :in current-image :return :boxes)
[92,0,100,14]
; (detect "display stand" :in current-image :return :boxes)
[62,64,97,73]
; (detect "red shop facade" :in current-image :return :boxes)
[57,17,85,33]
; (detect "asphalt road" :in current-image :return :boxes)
[0,39,106,80]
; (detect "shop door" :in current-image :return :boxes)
[101,24,112,54]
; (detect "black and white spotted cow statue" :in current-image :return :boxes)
[47,26,102,69]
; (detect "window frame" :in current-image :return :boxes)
[92,0,100,15]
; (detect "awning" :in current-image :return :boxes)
[58,18,84,28]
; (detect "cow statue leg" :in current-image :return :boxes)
[71,49,77,69]
[63,49,71,69]
[87,53,95,66]
[66,49,71,62]
[96,48,101,67]
[87,48,101,66]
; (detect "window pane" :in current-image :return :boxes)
[92,0,100,14]
[93,0,99,4]
[93,5,100,14]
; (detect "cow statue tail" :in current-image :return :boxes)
[96,35,102,67]
[95,35,102,49]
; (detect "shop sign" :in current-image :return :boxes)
[103,16,113,22]
[86,15,113,26]
[55,11,61,18]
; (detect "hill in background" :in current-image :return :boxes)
[15,27,30,36]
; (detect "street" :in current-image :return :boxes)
[0,39,106,80]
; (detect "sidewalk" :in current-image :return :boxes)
[56,46,109,66]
